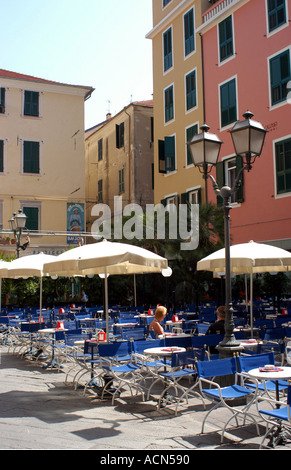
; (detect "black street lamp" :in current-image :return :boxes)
[9,209,28,258]
[188,111,267,356]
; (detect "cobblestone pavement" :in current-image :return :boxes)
[0,345,289,453]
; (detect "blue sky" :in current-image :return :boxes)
[1,0,153,129]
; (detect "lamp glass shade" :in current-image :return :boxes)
[15,210,27,229]
[9,215,16,232]
[231,117,267,157]
[188,130,222,167]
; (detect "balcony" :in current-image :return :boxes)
[201,0,246,25]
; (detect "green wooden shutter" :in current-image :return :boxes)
[23,207,38,231]
[0,140,3,172]
[158,139,166,173]
[165,136,175,172]
[216,161,225,206]
[236,156,244,203]
[23,141,39,173]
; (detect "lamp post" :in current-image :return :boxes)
[8,209,28,258]
[188,111,267,357]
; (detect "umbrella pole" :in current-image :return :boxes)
[104,267,109,342]
[250,268,253,339]
[39,276,42,323]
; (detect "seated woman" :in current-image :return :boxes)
[149,306,167,338]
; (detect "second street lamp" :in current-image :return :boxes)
[188,110,268,357]
[9,209,28,258]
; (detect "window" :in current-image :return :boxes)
[98,138,103,161]
[158,135,176,173]
[0,140,4,172]
[24,91,39,117]
[186,69,197,111]
[184,8,195,57]
[119,168,125,194]
[23,141,40,174]
[268,0,286,32]
[216,156,244,204]
[219,16,233,62]
[163,0,171,7]
[98,179,103,202]
[163,27,173,72]
[23,206,39,231]
[116,123,124,148]
[275,137,291,194]
[186,124,198,166]
[181,188,201,205]
[220,77,237,128]
[164,85,174,123]
[0,88,5,114]
[270,49,291,106]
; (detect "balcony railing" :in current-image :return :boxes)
[203,0,241,23]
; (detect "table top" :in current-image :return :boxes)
[38,328,68,334]
[143,346,186,356]
[248,366,291,380]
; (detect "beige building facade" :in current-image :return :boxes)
[0,69,93,255]
[85,101,154,238]
[146,0,205,207]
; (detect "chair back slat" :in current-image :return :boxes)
[238,352,275,373]
[196,356,237,378]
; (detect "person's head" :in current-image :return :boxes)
[155,306,167,322]
[216,305,226,320]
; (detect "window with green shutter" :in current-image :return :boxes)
[165,85,174,122]
[0,140,3,172]
[220,78,237,127]
[98,179,103,202]
[23,141,40,174]
[184,8,195,57]
[0,88,5,114]
[215,156,244,205]
[186,70,196,111]
[116,123,124,148]
[23,207,39,231]
[268,0,286,32]
[163,28,173,72]
[270,50,290,105]
[98,138,103,161]
[119,168,125,194]
[186,124,198,166]
[24,91,39,117]
[158,136,176,173]
[219,16,233,62]
[276,137,291,194]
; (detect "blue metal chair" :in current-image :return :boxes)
[154,348,206,415]
[258,384,291,448]
[238,352,288,399]
[97,341,145,404]
[196,357,259,443]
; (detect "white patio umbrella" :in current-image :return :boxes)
[5,253,56,321]
[197,240,291,335]
[43,240,168,340]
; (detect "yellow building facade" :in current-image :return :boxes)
[147,0,205,207]
[0,69,93,255]
[85,101,154,239]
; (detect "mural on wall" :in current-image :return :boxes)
[67,203,85,244]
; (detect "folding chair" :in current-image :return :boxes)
[238,352,288,399]
[151,348,206,415]
[97,341,145,404]
[257,384,291,448]
[196,357,259,443]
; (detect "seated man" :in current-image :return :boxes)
[206,305,226,335]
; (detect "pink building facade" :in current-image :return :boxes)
[198,0,291,249]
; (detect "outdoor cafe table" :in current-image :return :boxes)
[247,366,291,403]
[38,328,67,369]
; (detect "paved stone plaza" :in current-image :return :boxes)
[0,346,288,452]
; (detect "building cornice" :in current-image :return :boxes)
[146,0,195,39]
